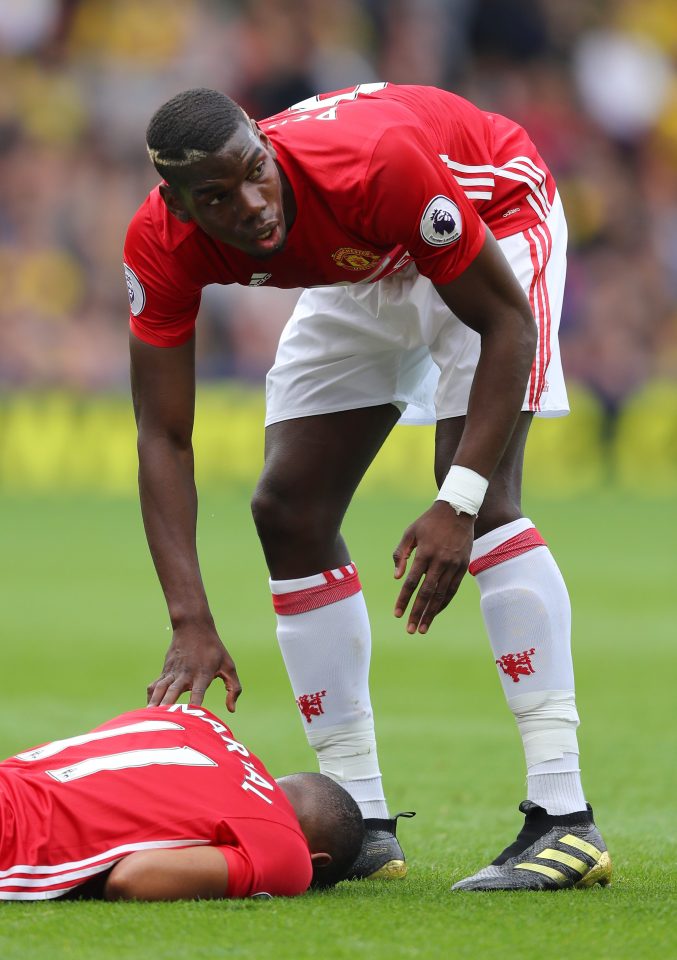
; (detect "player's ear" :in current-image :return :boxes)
[253,121,277,159]
[309,851,333,888]
[159,183,192,223]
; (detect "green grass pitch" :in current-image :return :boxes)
[0,489,675,959]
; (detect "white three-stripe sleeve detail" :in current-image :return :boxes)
[439,155,495,173]
[493,166,543,196]
[453,175,495,186]
[1,861,125,889]
[506,154,548,181]
[0,838,211,880]
[502,159,550,208]
[526,194,547,221]
[439,153,551,216]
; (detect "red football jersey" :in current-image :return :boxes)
[124,82,556,347]
[0,705,311,900]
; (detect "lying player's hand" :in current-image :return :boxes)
[147,622,242,710]
[393,501,475,634]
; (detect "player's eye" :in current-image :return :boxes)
[207,193,227,206]
[249,161,265,180]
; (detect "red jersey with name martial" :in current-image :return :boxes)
[124,82,556,347]
[0,706,311,900]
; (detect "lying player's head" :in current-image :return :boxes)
[146,88,288,258]
[277,773,365,889]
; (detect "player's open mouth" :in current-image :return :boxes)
[249,223,282,253]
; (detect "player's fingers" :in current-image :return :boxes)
[394,555,428,619]
[410,566,463,634]
[405,569,444,634]
[218,666,243,713]
[393,530,416,580]
[421,567,466,633]
[225,685,241,714]
[147,675,174,707]
[158,675,192,706]
[188,681,210,707]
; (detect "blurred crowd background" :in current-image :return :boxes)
[1,0,676,431]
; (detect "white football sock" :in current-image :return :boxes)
[339,777,390,820]
[527,754,587,815]
[470,519,587,815]
[271,564,389,819]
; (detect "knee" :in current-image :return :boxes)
[251,479,292,544]
[251,478,340,549]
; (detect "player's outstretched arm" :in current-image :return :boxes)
[130,331,242,709]
[393,230,537,634]
[104,847,229,901]
[433,230,537,477]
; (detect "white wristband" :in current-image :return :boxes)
[436,465,489,517]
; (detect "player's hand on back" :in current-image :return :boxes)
[393,501,475,635]
[147,621,242,710]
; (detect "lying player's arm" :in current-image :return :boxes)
[104,846,229,901]
[130,332,241,709]
[393,230,536,631]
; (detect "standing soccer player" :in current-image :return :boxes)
[123,83,610,890]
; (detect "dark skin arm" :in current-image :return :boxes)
[130,331,241,709]
[393,229,537,633]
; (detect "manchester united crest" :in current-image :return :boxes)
[332,247,381,271]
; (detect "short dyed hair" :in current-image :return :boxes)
[145,88,247,181]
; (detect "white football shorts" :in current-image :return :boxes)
[265,191,569,426]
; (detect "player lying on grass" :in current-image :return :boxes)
[0,704,363,901]
[124,82,611,890]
